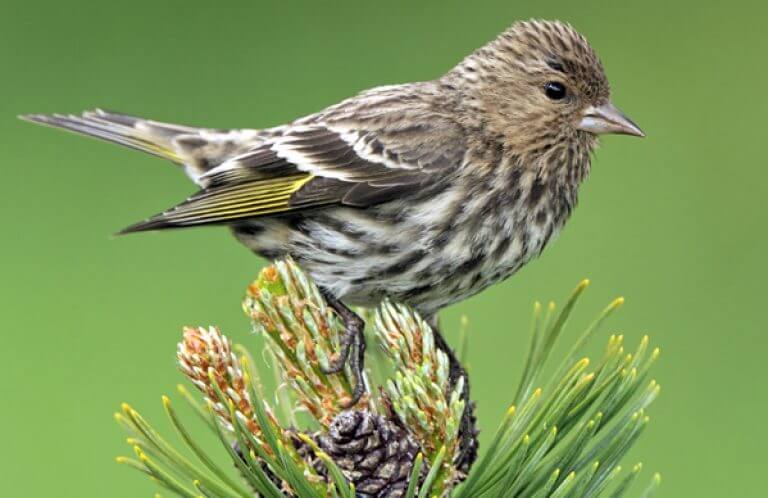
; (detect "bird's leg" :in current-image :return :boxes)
[320,288,367,406]
[428,316,479,475]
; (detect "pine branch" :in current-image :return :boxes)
[115,259,662,497]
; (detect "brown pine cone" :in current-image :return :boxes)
[234,417,420,498]
[317,410,421,498]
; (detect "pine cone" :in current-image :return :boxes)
[317,410,420,498]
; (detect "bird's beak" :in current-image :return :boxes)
[577,102,645,137]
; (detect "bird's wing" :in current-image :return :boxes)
[122,91,466,232]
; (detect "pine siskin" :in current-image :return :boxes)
[21,20,644,410]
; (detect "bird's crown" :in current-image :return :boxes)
[455,19,609,104]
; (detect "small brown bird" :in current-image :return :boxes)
[21,20,643,443]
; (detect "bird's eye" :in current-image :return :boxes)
[544,81,567,101]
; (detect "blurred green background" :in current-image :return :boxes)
[2,0,765,496]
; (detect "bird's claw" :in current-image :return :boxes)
[320,289,367,407]
[345,331,367,407]
[322,350,350,375]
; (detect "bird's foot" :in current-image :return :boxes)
[429,316,479,475]
[320,289,367,407]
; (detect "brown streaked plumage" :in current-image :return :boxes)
[20,19,644,470]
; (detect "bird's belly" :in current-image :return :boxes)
[232,195,562,316]
[388,217,559,314]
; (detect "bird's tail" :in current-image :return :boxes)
[20,109,193,163]
[20,109,257,183]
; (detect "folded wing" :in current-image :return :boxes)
[121,89,467,233]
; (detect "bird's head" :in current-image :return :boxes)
[450,20,643,159]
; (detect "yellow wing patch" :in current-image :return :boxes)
[120,174,313,233]
[164,174,313,221]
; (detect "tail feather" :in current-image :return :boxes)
[20,108,285,233]
[20,109,187,163]
[20,109,269,184]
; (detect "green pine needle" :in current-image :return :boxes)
[115,259,662,497]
